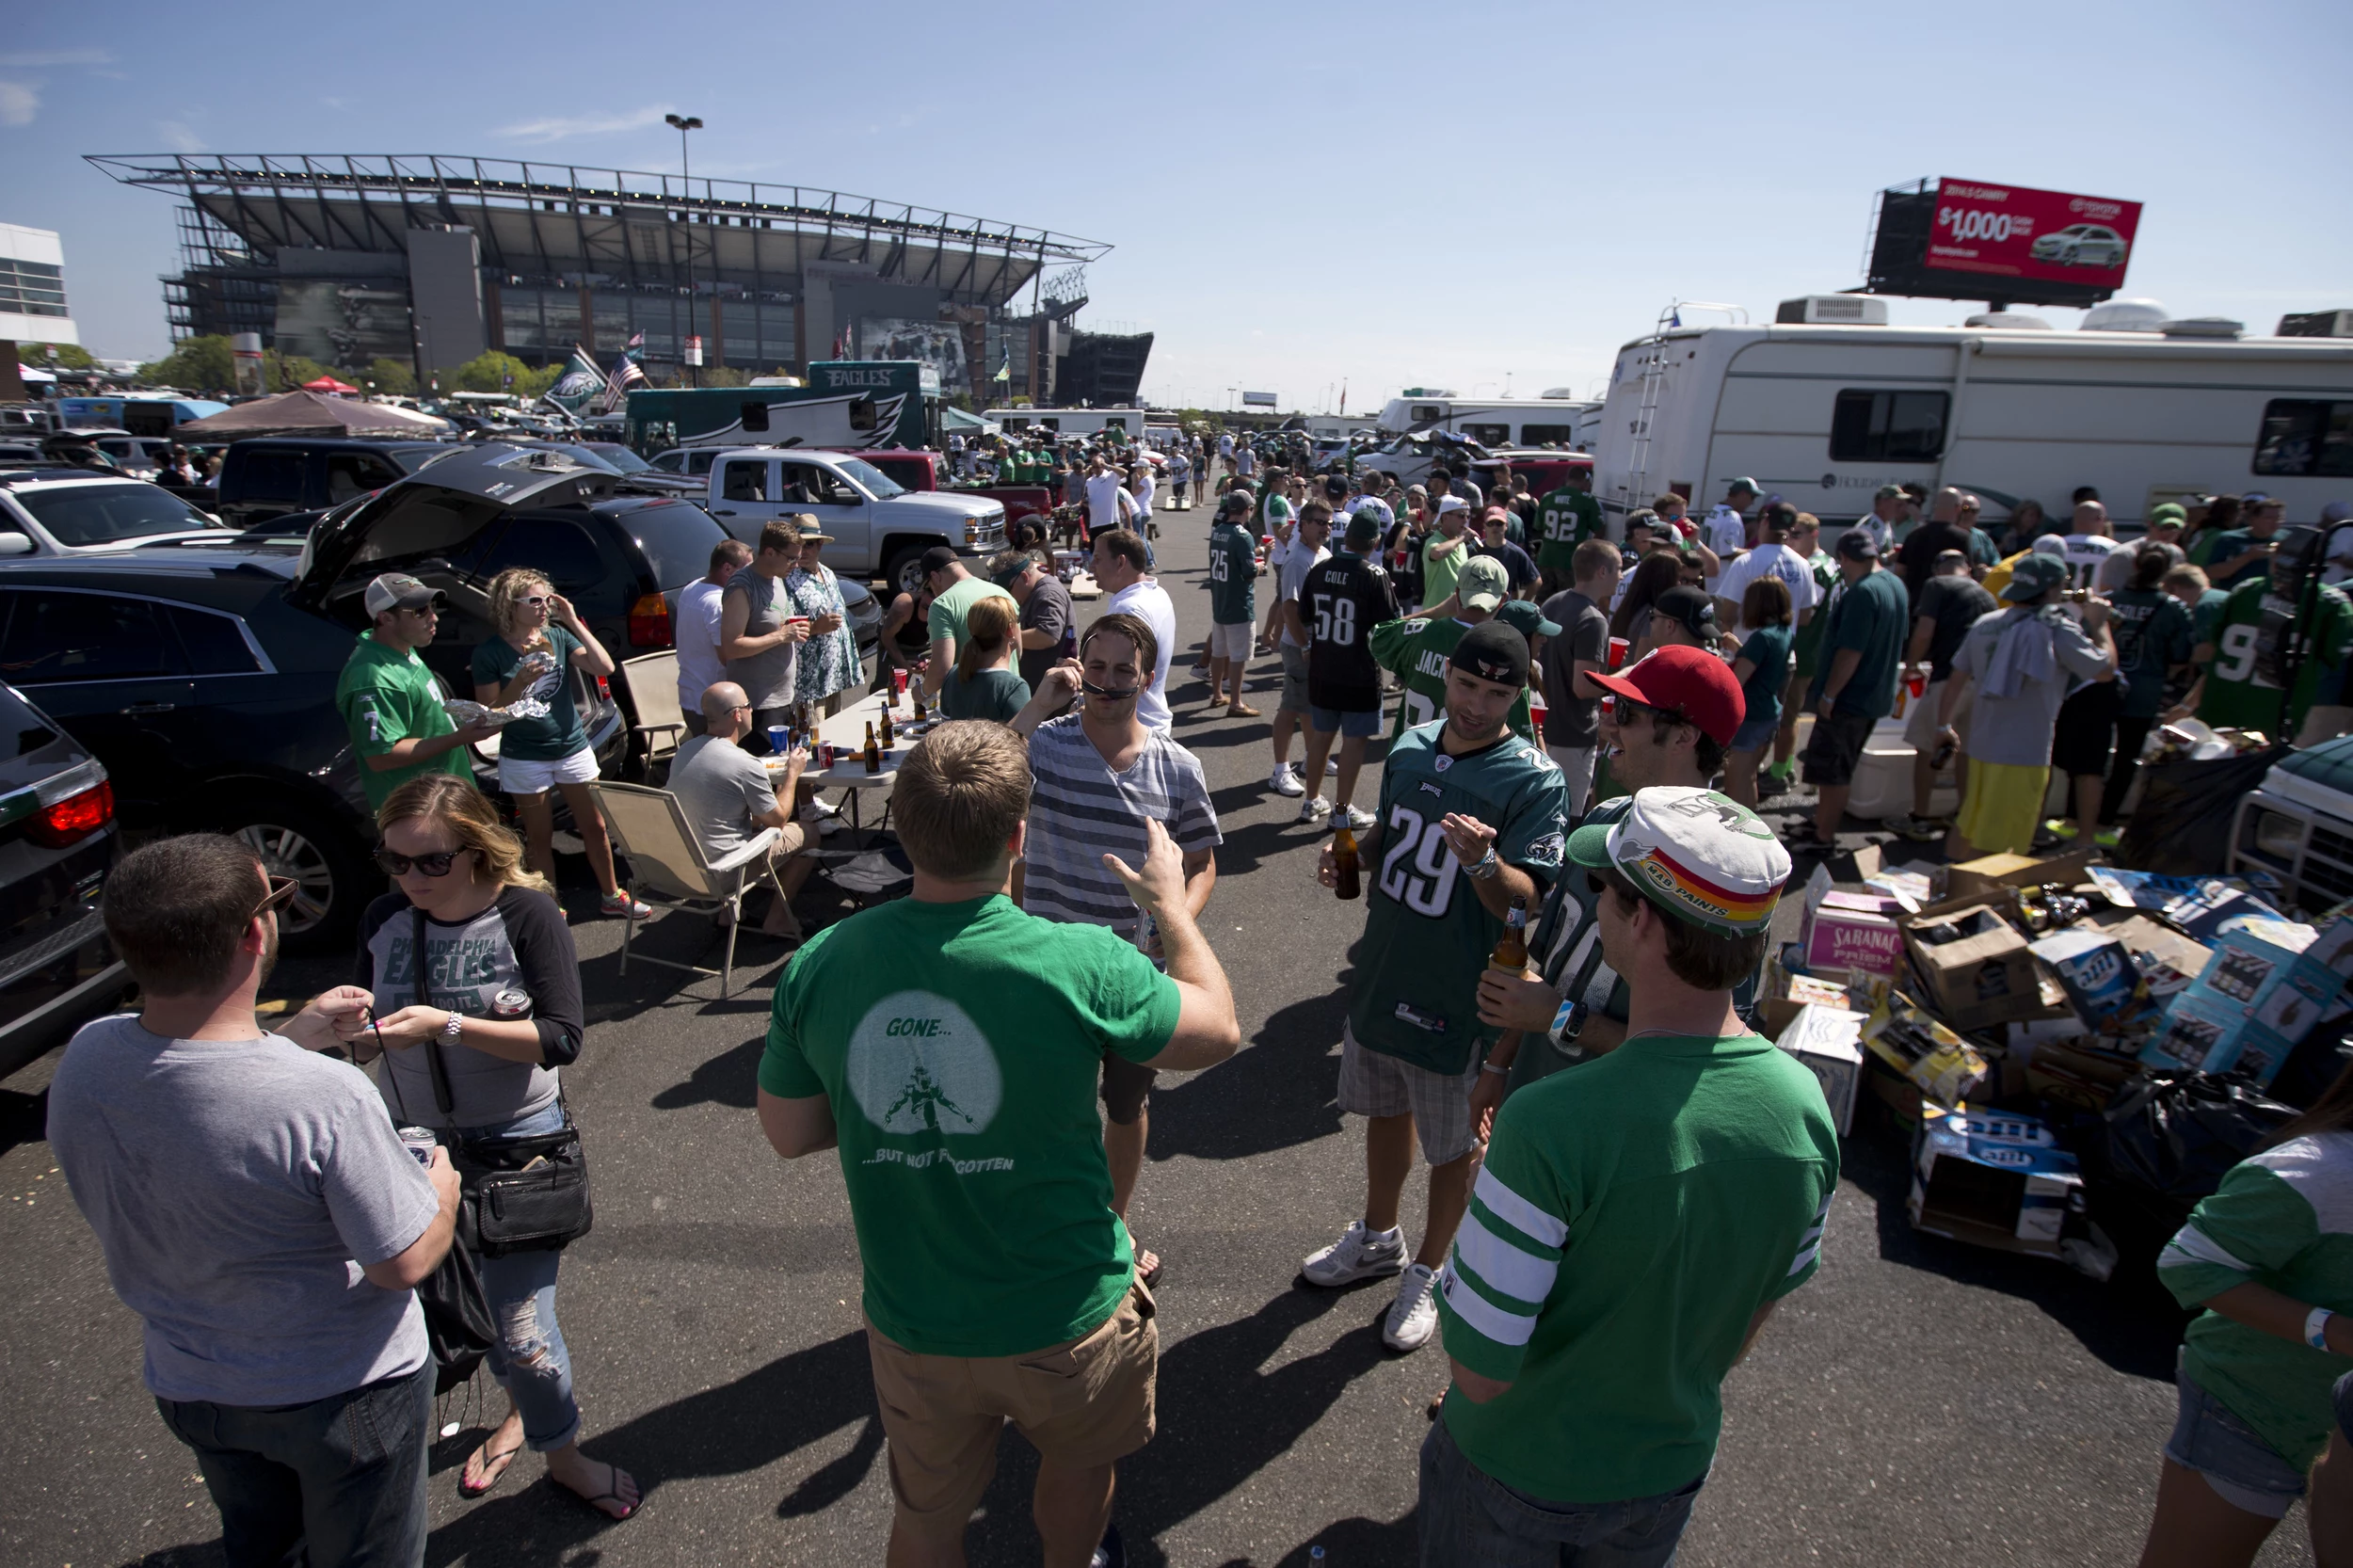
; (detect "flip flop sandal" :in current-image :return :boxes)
[458,1439,525,1499]
[1135,1250,1163,1289]
[568,1462,640,1522]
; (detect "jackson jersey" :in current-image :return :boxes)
[1369,615,1536,743]
[1301,551,1399,711]
[1350,722,1569,1075]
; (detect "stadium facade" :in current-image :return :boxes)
[90,153,1150,405]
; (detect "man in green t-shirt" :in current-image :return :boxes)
[1206,492,1262,716]
[920,547,1017,701]
[2193,494,2287,591]
[1426,786,1835,1561]
[1423,496,1475,611]
[333,572,493,810]
[1369,556,1533,742]
[1801,530,1910,848]
[757,720,1239,1567]
[2197,527,2353,741]
[1534,469,1602,597]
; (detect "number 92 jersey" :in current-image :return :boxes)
[1349,721,1570,1076]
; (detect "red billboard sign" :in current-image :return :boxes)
[1925,179,2142,290]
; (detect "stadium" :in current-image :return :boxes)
[88,152,1152,405]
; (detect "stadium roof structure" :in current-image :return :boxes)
[88,152,1110,306]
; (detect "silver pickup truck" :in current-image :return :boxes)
[699,448,1005,595]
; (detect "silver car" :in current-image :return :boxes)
[2030,224,2128,268]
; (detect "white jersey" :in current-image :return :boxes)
[1714,541,1820,632]
[2061,534,2120,591]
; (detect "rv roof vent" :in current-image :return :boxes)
[1539,387,1577,400]
[2081,299,2169,332]
[1400,387,1458,398]
[2161,317,2246,340]
[1964,312,2053,329]
[2278,310,2353,339]
[1775,296,1889,326]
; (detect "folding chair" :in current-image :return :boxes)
[616,649,687,776]
[587,780,786,999]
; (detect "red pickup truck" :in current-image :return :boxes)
[837,448,1055,531]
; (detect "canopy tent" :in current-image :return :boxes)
[301,376,360,394]
[174,391,451,440]
[940,405,1000,436]
[15,363,56,385]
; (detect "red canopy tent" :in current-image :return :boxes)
[301,376,360,395]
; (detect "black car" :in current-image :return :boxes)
[504,440,705,498]
[212,438,454,528]
[0,444,732,954]
[0,680,128,1080]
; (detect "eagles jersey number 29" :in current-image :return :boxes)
[1379,803,1462,917]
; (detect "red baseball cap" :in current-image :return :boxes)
[1586,645,1746,744]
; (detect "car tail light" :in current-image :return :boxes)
[596,674,612,701]
[30,776,113,849]
[628,593,673,648]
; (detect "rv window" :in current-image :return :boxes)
[739,401,771,434]
[1463,424,1510,446]
[1520,424,1577,445]
[1105,418,1128,432]
[2252,400,2353,478]
[1412,405,1445,424]
[719,460,769,503]
[1036,418,1060,432]
[1829,390,1948,463]
[847,396,877,433]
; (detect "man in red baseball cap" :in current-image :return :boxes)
[1472,646,1753,1112]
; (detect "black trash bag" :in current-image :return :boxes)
[417,1238,494,1396]
[2117,746,2289,875]
[2098,1070,2300,1208]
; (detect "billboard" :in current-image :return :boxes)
[856,318,966,399]
[1242,391,1277,408]
[273,279,413,368]
[1866,179,2143,309]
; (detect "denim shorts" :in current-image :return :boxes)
[1309,703,1384,738]
[1729,712,1779,753]
[2165,1361,2304,1519]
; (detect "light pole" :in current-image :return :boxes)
[665,113,704,387]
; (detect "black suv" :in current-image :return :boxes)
[0,680,127,1080]
[0,444,730,954]
[213,438,454,529]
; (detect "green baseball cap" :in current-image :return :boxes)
[1455,555,1511,611]
[1495,598,1561,638]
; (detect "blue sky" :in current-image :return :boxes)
[5,0,2345,411]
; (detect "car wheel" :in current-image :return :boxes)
[883,544,934,600]
[216,800,375,957]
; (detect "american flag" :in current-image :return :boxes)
[594,340,649,414]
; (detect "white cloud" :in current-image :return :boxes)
[0,81,35,127]
[156,119,203,152]
[493,104,673,144]
[0,49,111,67]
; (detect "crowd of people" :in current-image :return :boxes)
[38,422,2353,1568]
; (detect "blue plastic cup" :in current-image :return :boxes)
[768,724,790,755]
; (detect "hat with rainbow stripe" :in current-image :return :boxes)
[1568,786,1791,936]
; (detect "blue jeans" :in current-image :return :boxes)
[155,1362,431,1568]
[451,1101,582,1452]
[1418,1417,1704,1567]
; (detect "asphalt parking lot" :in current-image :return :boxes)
[0,508,2318,1567]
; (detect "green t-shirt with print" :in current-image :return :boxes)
[1534,488,1603,574]
[760,894,1180,1357]
[1439,1032,1839,1503]
[334,632,472,809]
[469,625,586,763]
[2198,578,2353,735]
[1368,615,1533,743]
[1208,520,1258,625]
[1788,551,1841,675]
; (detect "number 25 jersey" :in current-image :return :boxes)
[1350,722,1569,1075]
[1301,551,1399,712]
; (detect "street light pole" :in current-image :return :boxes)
[665,113,704,387]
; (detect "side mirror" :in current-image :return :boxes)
[828,487,859,506]
[0,531,34,556]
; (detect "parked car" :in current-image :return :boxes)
[0,471,230,557]
[840,447,1054,530]
[506,440,704,497]
[648,446,725,479]
[211,438,453,529]
[700,447,1006,595]
[0,680,128,1080]
[0,443,729,953]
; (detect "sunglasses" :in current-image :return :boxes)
[250,874,298,920]
[520,595,553,608]
[376,848,467,877]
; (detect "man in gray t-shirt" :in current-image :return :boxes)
[48,834,459,1566]
[722,523,811,752]
[669,681,818,936]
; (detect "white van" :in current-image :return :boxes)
[1592,318,2353,535]
[1374,395,1596,449]
[983,407,1146,440]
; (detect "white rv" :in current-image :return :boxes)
[1373,395,1597,449]
[1593,316,2353,534]
[983,407,1146,440]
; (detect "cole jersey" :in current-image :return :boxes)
[1369,615,1536,743]
[1350,722,1570,1075]
[1301,551,1399,711]
[2199,579,2353,735]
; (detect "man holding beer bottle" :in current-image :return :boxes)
[1308,622,1569,1352]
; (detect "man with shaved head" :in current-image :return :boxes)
[669,680,819,938]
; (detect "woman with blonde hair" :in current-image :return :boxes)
[938,593,1032,722]
[471,567,647,919]
[351,774,637,1521]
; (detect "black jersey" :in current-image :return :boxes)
[1300,550,1399,712]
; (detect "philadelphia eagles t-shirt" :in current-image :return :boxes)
[760,894,1181,1357]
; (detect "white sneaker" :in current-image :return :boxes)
[1383,1263,1441,1352]
[1343,805,1376,832]
[1269,764,1306,797]
[1302,1220,1407,1287]
[1299,793,1332,822]
[1324,758,1339,776]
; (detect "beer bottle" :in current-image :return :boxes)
[880,706,896,748]
[863,721,881,775]
[1332,824,1362,901]
[1490,895,1530,971]
[912,693,928,724]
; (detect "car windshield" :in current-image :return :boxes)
[581,442,655,474]
[832,457,904,499]
[13,483,216,546]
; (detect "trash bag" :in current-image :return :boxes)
[2097,1070,2300,1208]
[2117,746,2289,875]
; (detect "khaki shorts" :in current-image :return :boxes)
[1902,679,1971,751]
[866,1281,1159,1538]
[1279,644,1313,713]
[1208,621,1254,659]
[1336,1021,1481,1166]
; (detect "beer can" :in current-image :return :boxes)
[489,987,534,1020]
[820,742,837,769]
[397,1126,439,1166]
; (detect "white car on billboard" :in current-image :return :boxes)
[2031,224,2129,268]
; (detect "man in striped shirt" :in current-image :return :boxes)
[1423,787,1837,1565]
[1012,612,1221,1288]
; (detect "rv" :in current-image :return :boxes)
[1373,395,1596,449]
[627,360,939,456]
[1593,317,2353,535]
[983,407,1147,440]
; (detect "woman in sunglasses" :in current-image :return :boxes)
[472,568,648,920]
[351,774,638,1522]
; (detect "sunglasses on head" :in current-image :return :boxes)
[376,848,467,877]
[250,874,298,920]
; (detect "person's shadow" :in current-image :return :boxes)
[1148,986,1349,1163]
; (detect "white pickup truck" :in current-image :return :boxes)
[699,447,1007,594]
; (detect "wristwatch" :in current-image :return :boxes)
[442,1009,464,1047]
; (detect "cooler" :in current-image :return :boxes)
[1845,716,1961,822]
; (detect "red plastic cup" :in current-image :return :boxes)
[891,667,909,698]
[1608,636,1630,669]
[1906,670,1928,700]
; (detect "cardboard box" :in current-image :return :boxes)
[1805,890,1910,981]
[2142,917,2341,1087]
[1857,977,1990,1108]
[1900,899,2043,1032]
[1946,846,2102,904]
[2030,928,2139,1027]
[1778,1003,1868,1135]
[1909,1103,2084,1257]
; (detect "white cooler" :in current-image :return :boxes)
[1845,714,1962,821]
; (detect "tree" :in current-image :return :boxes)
[365,358,417,397]
[139,334,237,392]
[448,351,560,397]
[694,364,749,389]
[23,342,95,370]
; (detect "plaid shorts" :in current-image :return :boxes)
[1336,1022,1482,1165]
